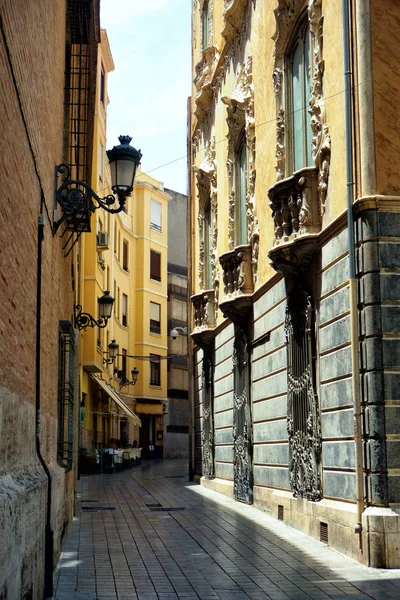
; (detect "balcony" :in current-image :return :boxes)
[222,0,249,43]
[194,46,219,121]
[218,244,253,324]
[267,166,320,278]
[190,290,216,348]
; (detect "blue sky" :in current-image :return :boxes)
[100,0,191,195]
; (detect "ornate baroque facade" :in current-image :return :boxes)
[189,0,400,569]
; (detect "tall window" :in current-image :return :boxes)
[150,199,162,232]
[289,19,313,172]
[114,222,117,253]
[57,321,74,472]
[123,240,129,271]
[121,348,127,378]
[235,134,247,246]
[100,65,105,105]
[150,302,161,334]
[150,354,161,386]
[99,142,104,181]
[150,250,161,282]
[202,1,209,49]
[204,199,213,288]
[122,293,128,326]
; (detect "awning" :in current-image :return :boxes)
[90,374,141,427]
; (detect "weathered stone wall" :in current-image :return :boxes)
[0,1,78,597]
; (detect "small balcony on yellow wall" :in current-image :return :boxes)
[218,244,253,325]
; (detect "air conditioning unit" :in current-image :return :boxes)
[97,231,109,249]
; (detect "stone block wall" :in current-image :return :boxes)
[252,279,289,491]
[214,324,234,481]
[318,228,356,501]
[358,208,400,507]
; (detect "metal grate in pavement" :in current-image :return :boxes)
[149,507,185,512]
[81,506,116,512]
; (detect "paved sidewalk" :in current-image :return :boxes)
[53,459,400,600]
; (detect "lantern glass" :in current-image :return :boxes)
[108,339,119,358]
[111,159,138,193]
[98,291,114,320]
[131,367,139,384]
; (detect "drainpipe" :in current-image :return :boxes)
[342,0,365,549]
[36,196,54,599]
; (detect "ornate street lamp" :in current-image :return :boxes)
[54,135,142,233]
[75,291,114,331]
[118,367,139,390]
[103,339,119,364]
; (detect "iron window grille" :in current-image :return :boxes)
[57,320,75,472]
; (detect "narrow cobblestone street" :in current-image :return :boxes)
[53,460,400,600]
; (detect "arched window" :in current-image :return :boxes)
[288,19,313,172]
[235,133,247,246]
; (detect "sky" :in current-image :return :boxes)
[100,0,191,195]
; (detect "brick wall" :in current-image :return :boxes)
[0,1,78,597]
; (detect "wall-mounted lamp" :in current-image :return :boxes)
[54,135,142,234]
[75,291,114,331]
[170,326,188,340]
[103,339,119,364]
[118,367,139,390]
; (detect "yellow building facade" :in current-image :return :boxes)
[79,30,170,462]
[189,0,400,568]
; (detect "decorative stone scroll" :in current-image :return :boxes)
[272,0,331,214]
[193,137,219,322]
[222,0,251,43]
[285,286,322,501]
[222,56,259,283]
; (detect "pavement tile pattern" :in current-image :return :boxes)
[53,459,400,600]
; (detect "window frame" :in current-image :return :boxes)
[150,199,162,233]
[286,15,313,174]
[122,293,128,327]
[150,301,161,334]
[203,197,213,289]
[150,249,162,282]
[201,0,209,50]
[150,354,161,386]
[122,239,129,271]
[235,131,248,247]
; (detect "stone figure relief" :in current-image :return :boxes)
[222,57,259,283]
[194,137,219,321]
[272,0,331,214]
